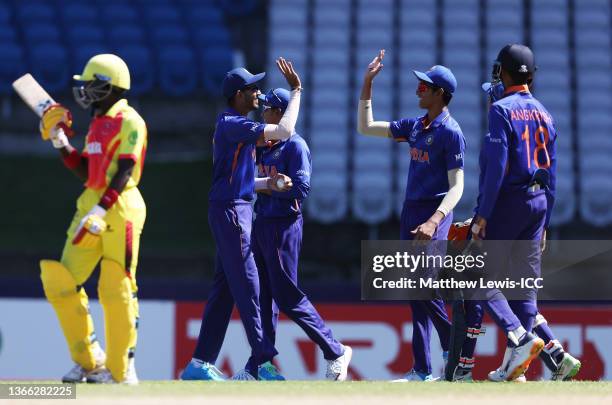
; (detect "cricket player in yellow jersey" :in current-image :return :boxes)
[38,54,147,384]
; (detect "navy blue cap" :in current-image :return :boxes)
[413,65,457,94]
[222,67,266,98]
[258,88,290,110]
[496,44,536,74]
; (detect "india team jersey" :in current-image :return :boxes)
[477,85,557,221]
[255,134,311,218]
[82,99,147,191]
[390,111,466,201]
[209,108,266,202]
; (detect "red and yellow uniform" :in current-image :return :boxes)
[63,98,147,281]
[41,97,147,382]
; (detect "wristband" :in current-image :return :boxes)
[62,149,81,169]
[99,188,120,210]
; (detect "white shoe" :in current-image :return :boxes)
[514,373,527,383]
[392,370,439,382]
[551,353,581,381]
[506,336,544,381]
[488,367,506,382]
[488,346,512,382]
[86,358,138,385]
[62,344,106,383]
[124,358,139,385]
[488,367,527,382]
[452,370,473,382]
[231,369,257,381]
[326,345,352,381]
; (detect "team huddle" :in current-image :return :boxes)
[33,42,579,383]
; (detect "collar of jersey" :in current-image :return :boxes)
[504,84,530,96]
[417,111,450,130]
[225,107,242,117]
[104,98,128,117]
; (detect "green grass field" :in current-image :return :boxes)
[2,381,611,405]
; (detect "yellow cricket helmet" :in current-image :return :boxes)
[73,54,130,90]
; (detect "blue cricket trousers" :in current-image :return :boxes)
[400,198,452,375]
[252,214,344,360]
[193,201,276,376]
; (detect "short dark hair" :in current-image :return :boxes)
[432,86,452,106]
[442,91,452,106]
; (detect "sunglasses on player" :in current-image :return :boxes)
[417,81,442,93]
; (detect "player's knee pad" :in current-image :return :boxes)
[40,259,78,302]
[99,259,138,381]
[98,259,133,305]
[40,260,98,369]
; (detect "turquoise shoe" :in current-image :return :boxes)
[180,360,226,381]
[258,361,286,381]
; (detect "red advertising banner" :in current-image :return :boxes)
[175,303,612,381]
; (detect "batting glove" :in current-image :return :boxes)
[40,103,74,141]
[46,126,69,149]
[72,205,108,248]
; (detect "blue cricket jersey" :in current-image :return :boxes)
[390,111,466,202]
[255,134,311,217]
[476,85,557,226]
[209,108,266,202]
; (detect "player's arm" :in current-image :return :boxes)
[59,144,88,181]
[255,174,293,194]
[71,159,135,247]
[270,142,311,200]
[357,49,391,138]
[544,130,557,230]
[413,170,465,240]
[263,57,302,141]
[472,106,510,239]
[436,130,467,218]
[412,131,466,240]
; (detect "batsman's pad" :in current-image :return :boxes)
[98,259,138,382]
[40,260,99,370]
[444,296,467,381]
[40,104,74,140]
[72,215,107,248]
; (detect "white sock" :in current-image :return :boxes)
[508,326,527,346]
[191,358,205,367]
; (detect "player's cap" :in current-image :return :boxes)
[496,44,536,74]
[222,67,266,98]
[73,54,130,90]
[413,65,457,94]
[258,88,290,110]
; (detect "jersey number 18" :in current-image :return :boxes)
[521,125,551,169]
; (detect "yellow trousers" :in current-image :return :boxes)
[41,187,145,381]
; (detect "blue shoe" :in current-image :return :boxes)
[258,361,286,381]
[180,360,226,381]
[392,369,439,382]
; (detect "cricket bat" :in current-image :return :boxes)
[12,73,56,117]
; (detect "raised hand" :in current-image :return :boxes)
[364,49,385,81]
[276,57,301,90]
